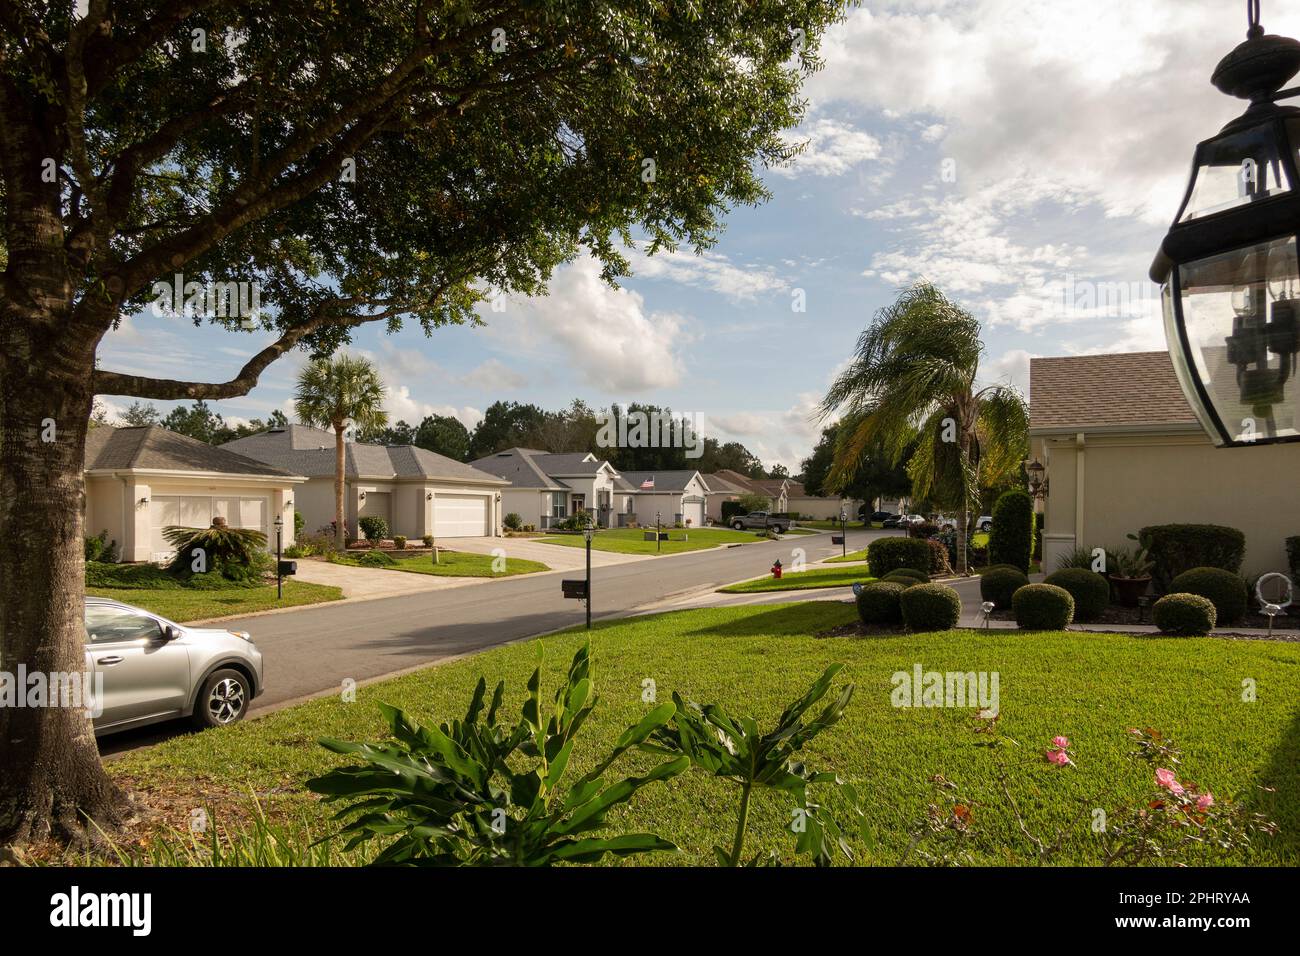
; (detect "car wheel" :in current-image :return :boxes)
[193,668,251,729]
[774,525,787,534]
[732,521,744,530]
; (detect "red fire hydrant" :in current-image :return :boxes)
[771,559,783,579]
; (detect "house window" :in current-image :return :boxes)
[571,494,585,515]
[551,492,567,518]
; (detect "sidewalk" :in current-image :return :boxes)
[292,556,494,599]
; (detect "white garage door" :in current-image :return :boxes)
[434,494,489,537]
[149,495,268,558]
[682,497,706,529]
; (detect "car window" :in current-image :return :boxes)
[85,605,163,644]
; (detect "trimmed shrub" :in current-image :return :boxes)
[1168,566,1248,625]
[393,535,407,550]
[899,583,962,632]
[926,537,953,575]
[359,549,395,568]
[84,529,117,563]
[1012,583,1075,630]
[884,567,931,583]
[867,537,933,577]
[856,581,905,625]
[907,521,940,539]
[979,563,1022,575]
[882,572,928,588]
[1043,568,1110,621]
[294,510,305,536]
[988,489,1034,573]
[422,534,434,548]
[503,512,523,531]
[358,515,389,542]
[980,567,1030,609]
[1139,524,1246,593]
[1152,593,1217,636]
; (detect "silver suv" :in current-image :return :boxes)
[84,597,264,736]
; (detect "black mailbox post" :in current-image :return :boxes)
[561,579,589,599]
[278,560,297,576]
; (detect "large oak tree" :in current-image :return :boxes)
[0,0,844,844]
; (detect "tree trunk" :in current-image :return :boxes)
[334,422,346,550]
[956,433,971,575]
[0,324,127,845]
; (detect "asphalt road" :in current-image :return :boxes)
[100,527,890,755]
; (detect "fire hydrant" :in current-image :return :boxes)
[771,559,783,579]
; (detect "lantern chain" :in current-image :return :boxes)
[1249,0,1263,39]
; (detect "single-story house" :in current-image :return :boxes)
[616,471,709,528]
[749,478,791,513]
[468,448,623,530]
[1030,351,1300,578]
[781,481,864,521]
[223,425,508,540]
[84,425,306,562]
[701,470,761,521]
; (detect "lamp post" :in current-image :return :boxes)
[274,514,284,600]
[655,510,662,553]
[1151,0,1300,446]
[839,509,848,558]
[583,519,594,629]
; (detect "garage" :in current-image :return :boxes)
[681,495,706,529]
[434,493,490,537]
[149,495,268,558]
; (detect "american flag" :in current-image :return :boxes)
[640,476,655,490]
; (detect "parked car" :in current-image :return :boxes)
[730,511,790,534]
[83,597,264,736]
[868,510,893,523]
[934,515,958,531]
[881,514,905,528]
[976,515,993,532]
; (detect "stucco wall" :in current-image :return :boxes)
[1037,430,1300,579]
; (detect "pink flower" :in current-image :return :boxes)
[1197,792,1214,810]
[1155,768,1185,795]
[1046,748,1070,766]
[1052,736,1069,749]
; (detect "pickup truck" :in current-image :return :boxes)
[729,511,790,534]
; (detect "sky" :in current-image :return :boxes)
[95,0,1300,471]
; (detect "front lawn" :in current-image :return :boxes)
[825,548,869,564]
[538,527,760,554]
[86,580,344,622]
[105,602,1300,866]
[718,566,876,593]
[331,550,549,576]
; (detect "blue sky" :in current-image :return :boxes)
[96,0,1300,470]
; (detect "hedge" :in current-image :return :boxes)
[1043,568,1110,621]
[1012,583,1075,630]
[1152,593,1217,636]
[1138,524,1245,594]
[988,489,1034,573]
[1168,566,1248,625]
[900,583,962,632]
[867,537,933,577]
[856,582,905,625]
[358,515,390,542]
[980,567,1029,609]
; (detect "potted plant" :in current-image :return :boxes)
[1108,535,1154,607]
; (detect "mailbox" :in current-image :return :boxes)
[278,560,297,576]
[831,535,844,545]
[562,579,589,599]
[643,531,657,541]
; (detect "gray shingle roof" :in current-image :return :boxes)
[704,469,765,495]
[221,425,507,483]
[1030,352,1199,431]
[618,470,702,493]
[86,426,295,477]
[469,447,610,488]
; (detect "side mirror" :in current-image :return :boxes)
[160,624,178,642]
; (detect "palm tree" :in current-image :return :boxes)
[294,355,389,550]
[820,282,1028,574]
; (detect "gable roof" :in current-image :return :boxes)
[1030,352,1200,432]
[469,447,615,488]
[617,470,702,493]
[750,478,790,496]
[85,426,297,478]
[706,469,768,496]
[221,425,507,483]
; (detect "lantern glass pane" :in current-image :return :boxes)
[1162,280,1224,441]
[1176,236,1300,443]
[1179,125,1289,222]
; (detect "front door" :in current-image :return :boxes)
[85,604,191,730]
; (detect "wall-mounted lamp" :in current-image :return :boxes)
[285,498,293,509]
[426,492,433,501]
[358,491,367,502]
[137,496,150,507]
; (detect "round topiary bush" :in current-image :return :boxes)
[988,488,1034,572]
[900,583,962,632]
[359,549,395,567]
[1168,567,1247,625]
[856,581,905,625]
[978,563,1022,575]
[885,567,930,582]
[867,536,934,578]
[881,574,921,588]
[1043,567,1110,621]
[1152,593,1217,636]
[1012,583,1075,630]
[979,567,1030,608]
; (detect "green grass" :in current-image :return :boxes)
[106,602,1300,866]
[538,527,760,554]
[825,548,869,564]
[330,550,549,576]
[86,580,343,622]
[718,566,877,593]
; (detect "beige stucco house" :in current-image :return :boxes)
[1030,351,1300,578]
[84,425,306,562]
[223,425,508,539]
[616,470,709,528]
[469,449,624,530]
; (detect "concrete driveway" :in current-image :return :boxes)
[447,535,652,570]
[293,556,492,599]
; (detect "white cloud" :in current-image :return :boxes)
[482,257,687,393]
[980,348,1036,393]
[773,118,883,177]
[703,391,826,472]
[628,247,789,302]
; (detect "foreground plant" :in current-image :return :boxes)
[307,643,688,866]
[645,663,860,866]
